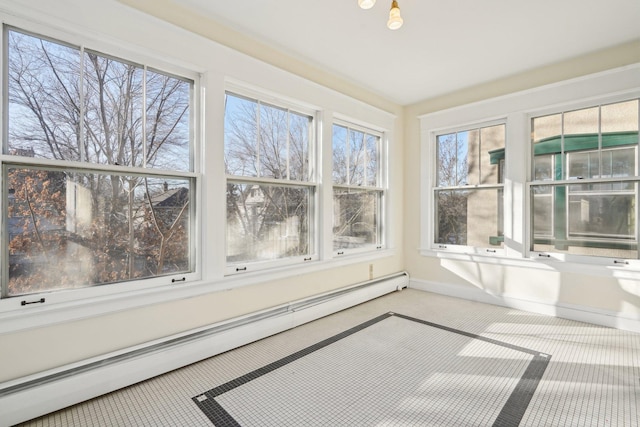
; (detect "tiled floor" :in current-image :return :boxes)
[19,289,640,426]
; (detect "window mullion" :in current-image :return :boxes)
[286,109,290,180]
[79,46,86,164]
[142,66,147,168]
[256,101,261,177]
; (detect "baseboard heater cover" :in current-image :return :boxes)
[0,271,408,427]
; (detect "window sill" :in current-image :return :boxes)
[419,247,640,278]
[0,248,396,335]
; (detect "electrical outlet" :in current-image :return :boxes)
[369,264,373,280]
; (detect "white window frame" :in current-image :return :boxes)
[420,64,640,274]
[223,86,319,275]
[0,4,398,333]
[528,97,640,265]
[0,19,202,311]
[428,119,507,257]
[331,119,387,257]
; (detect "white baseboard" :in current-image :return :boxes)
[0,272,408,427]
[409,278,640,334]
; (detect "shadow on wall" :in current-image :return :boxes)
[435,255,640,332]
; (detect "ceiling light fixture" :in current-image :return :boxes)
[387,0,403,30]
[358,0,376,9]
[358,0,403,30]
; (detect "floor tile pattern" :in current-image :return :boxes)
[17,289,640,427]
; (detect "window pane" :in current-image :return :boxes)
[349,129,366,185]
[568,151,598,179]
[564,106,599,136]
[7,30,81,160]
[531,183,637,258]
[333,125,381,188]
[534,155,554,181]
[532,114,562,178]
[332,124,348,184]
[289,112,311,181]
[226,183,311,262]
[6,167,191,296]
[603,147,635,178]
[84,51,144,166]
[463,130,479,185]
[365,133,380,187]
[532,113,562,143]
[435,188,504,247]
[436,133,459,187]
[225,93,313,182]
[225,94,258,177]
[568,187,634,240]
[532,187,554,237]
[145,69,191,171]
[602,100,639,133]
[480,125,506,184]
[333,188,380,249]
[259,103,288,179]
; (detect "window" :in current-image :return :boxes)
[3,27,194,298]
[530,99,640,258]
[224,92,316,271]
[433,124,506,249]
[332,123,384,254]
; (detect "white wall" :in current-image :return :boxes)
[1,0,638,415]
[404,51,640,332]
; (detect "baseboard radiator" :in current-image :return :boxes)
[0,271,409,426]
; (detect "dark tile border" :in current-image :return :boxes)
[193,312,551,427]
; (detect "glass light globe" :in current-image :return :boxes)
[358,0,376,10]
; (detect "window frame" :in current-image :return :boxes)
[420,66,640,272]
[0,22,202,307]
[528,98,640,262]
[429,119,507,256]
[223,88,319,275]
[331,119,387,257]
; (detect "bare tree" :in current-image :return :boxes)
[224,95,310,261]
[6,29,191,294]
[436,134,468,244]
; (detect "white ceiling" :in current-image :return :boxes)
[176,0,640,105]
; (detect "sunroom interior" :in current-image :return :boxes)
[0,0,639,425]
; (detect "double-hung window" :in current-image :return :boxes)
[224,92,316,272]
[433,123,506,251]
[2,27,195,299]
[332,122,385,254]
[530,99,640,259]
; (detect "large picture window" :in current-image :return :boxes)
[224,92,316,270]
[332,123,384,254]
[2,27,195,298]
[434,124,505,249]
[530,99,640,258]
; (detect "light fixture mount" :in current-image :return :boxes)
[358,0,403,30]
